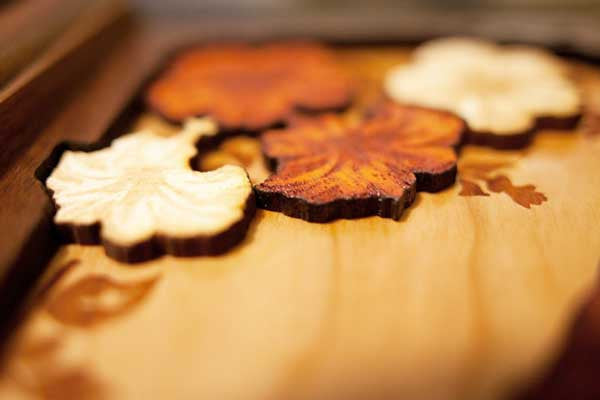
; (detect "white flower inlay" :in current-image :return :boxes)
[47,118,253,248]
[384,37,581,136]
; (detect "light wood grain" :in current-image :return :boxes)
[1,47,600,400]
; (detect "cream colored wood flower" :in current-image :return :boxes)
[46,118,254,263]
[384,37,581,148]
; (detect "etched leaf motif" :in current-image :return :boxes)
[459,179,489,197]
[45,119,255,263]
[255,102,465,222]
[6,261,108,399]
[46,275,158,328]
[385,37,581,148]
[486,175,547,208]
[38,370,105,400]
[458,159,548,208]
[146,42,354,131]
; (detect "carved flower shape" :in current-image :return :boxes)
[46,119,254,263]
[146,42,354,132]
[384,37,581,148]
[255,102,465,222]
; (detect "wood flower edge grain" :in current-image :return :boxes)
[42,119,255,263]
[255,102,466,222]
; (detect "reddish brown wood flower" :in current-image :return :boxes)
[146,42,354,132]
[255,102,466,222]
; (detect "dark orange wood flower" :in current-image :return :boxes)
[255,102,466,222]
[145,42,354,132]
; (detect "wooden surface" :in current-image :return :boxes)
[0,0,130,311]
[3,4,600,334]
[4,11,600,351]
[1,46,600,400]
[0,0,91,87]
[0,0,129,173]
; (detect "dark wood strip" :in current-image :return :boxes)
[0,11,145,353]
[0,0,129,175]
[0,0,91,87]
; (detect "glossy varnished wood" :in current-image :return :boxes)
[2,132,600,400]
[4,11,600,349]
[1,44,600,400]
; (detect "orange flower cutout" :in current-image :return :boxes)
[146,42,354,132]
[255,102,466,222]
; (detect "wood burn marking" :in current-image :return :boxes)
[8,329,104,400]
[6,259,161,399]
[46,274,158,328]
[459,161,547,209]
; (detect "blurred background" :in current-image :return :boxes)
[0,0,600,88]
[1,0,598,168]
[2,0,599,91]
[131,0,600,16]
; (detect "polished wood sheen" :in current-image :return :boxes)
[255,103,465,222]
[1,41,600,399]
